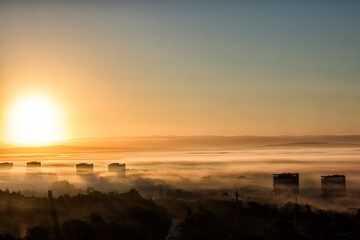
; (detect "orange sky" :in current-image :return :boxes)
[1,1,360,140]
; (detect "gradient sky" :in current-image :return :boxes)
[1,0,360,138]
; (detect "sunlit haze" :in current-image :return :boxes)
[5,95,64,146]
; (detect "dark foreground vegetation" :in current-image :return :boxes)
[0,187,359,240]
[178,199,360,240]
[0,188,170,240]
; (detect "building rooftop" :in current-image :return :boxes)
[273,173,299,178]
[321,174,345,179]
[0,162,13,169]
[76,163,93,168]
[321,175,346,184]
[108,163,126,177]
[273,173,299,195]
[108,163,125,167]
[27,161,41,167]
[76,163,94,174]
[321,175,346,198]
[0,162,13,166]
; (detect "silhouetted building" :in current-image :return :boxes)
[26,161,42,180]
[26,162,41,174]
[108,163,126,177]
[76,163,93,174]
[0,162,13,170]
[273,173,299,195]
[321,175,346,198]
[27,161,41,168]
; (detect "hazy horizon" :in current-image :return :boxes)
[3,134,360,149]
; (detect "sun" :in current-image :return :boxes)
[7,96,64,146]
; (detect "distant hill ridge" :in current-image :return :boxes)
[265,142,360,148]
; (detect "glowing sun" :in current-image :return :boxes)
[7,96,64,145]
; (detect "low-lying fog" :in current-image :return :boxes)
[1,136,360,210]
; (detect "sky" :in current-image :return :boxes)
[1,0,360,139]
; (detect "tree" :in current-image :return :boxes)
[25,226,51,240]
